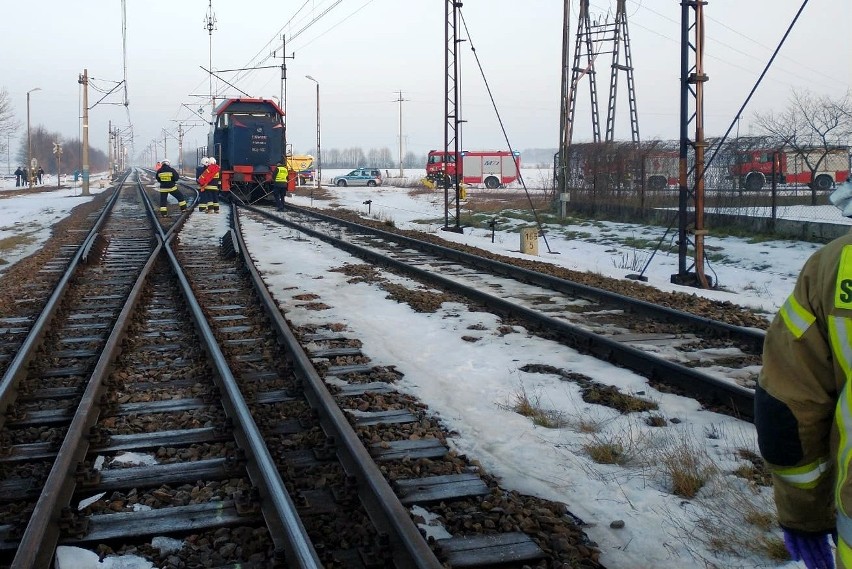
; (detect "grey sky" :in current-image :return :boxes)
[2,1,849,164]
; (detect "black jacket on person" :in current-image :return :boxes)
[156,164,180,189]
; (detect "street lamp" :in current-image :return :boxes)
[305,75,321,188]
[26,87,42,188]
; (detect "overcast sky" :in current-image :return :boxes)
[2,0,850,166]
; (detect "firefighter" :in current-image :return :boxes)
[195,157,210,213]
[155,160,187,217]
[198,157,221,213]
[755,181,852,569]
[272,159,289,211]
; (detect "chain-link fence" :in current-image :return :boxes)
[552,138,851,235]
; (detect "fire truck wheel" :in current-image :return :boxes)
[745,172,765,192]
[484,176,500,189]
[813,174,833,192]
[648,176,666,191]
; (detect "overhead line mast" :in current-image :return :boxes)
[673,0,710,289]
[442,0,462,233]
[204,0,217,122]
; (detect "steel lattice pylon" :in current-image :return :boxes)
[442,0,463,233]
[565,0,640,147]
[673,0,711,289]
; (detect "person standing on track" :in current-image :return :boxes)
[195,157,210,213]
[755,181,852,569]
[197,157,221,213]
[155,159,187,217]
[14,166,23,187]
[272,158,289,211]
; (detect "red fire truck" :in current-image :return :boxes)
[730,146,850,191]
[426,150,521,189]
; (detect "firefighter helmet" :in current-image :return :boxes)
[201,157,210,166]
[161,159,170,166]
[208,157,216,165]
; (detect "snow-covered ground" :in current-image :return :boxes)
[3,171,832,568]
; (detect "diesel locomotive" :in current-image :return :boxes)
[207,98,285,204]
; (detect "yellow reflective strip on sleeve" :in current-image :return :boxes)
[773,458,830,489]
[837,246,852,310]
[837,384,852,513]
[779,294,816,339]
[837,527,852,568]
[831,316,852,379]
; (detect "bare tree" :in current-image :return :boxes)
[0,88,21,170]
[754,89,852,203]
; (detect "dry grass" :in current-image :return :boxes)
[581,383,658,414]
[583,437,628,465]
[581,421,652,467]
[501,384,567,429]
[647,424,787,565]
[0,233,37,253]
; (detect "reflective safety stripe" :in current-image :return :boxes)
[779,294,815,339]
[773,458,830,489]
[838,380,852,515]
[831,316,852,380]
[839,515,852,567]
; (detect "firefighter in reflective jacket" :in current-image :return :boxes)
[195,157,209,213]
[155,160,188,217]
[201,157,221,213]
[756,182,852,569]
[272,159,289,211]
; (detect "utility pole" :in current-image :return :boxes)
[108,120,114,178]
[78,69,91,196]
[672,0,710,288]
[442,0,463,233]
[204,0,217,121]
[53,142,63,189]
[395,90,408,178]
[273,35,295,155]
[177,124,184,173]
[557,0,571,198]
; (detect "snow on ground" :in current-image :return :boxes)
[2,170,832,568]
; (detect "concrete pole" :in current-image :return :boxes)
[397,90,404,178]
[26,87,41,188]
[79,69,91,196]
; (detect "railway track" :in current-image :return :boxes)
[244,202,764,421]
[0,176,322,567]
[2,175,605,567]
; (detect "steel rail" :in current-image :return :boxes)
[13,179,159,568]
[232,207,445,569]
[0,173,126,428]
[249,205,756,420]
[282,203,766,350]
[162,208,322,566]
